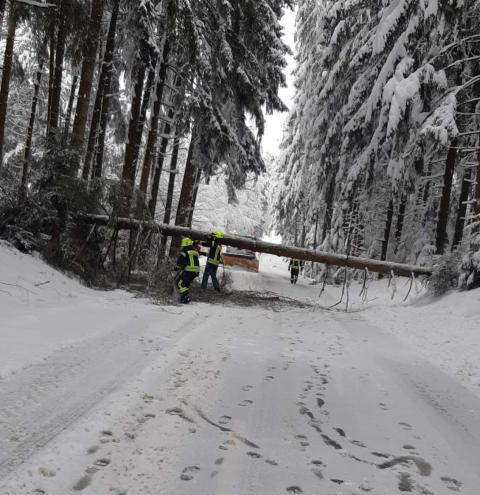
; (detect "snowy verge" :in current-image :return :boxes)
[0,241,161,377]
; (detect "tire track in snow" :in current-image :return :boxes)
[0,314,199,481]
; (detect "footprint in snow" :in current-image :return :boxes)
[180,465,200,481]
[286,486,303,493]
[218,415,232,425]
[399,422,413,431]
[239,399,253,407]
[72,474,92,491]
[441,476,463,492]
[94,458,111,467]
[242,385,253,391]
[247,451,262,459]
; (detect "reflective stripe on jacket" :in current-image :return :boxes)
[177,248,200,273]
[291,259,301,270]
[203,237,223,266]
[208,244,223,266]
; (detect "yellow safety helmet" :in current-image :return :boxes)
[181,236,193,248]
[213,230,223,239]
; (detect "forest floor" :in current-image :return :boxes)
[1,241,480,495]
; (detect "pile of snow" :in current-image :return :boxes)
[0,241,162,378]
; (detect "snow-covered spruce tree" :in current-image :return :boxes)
[173,0,292,228]
[276,0,471,276]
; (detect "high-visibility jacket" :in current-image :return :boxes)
[203,237,223,266]
[176,248,200,273]
[290,258,301,270]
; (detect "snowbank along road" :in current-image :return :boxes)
[1,244,479,494]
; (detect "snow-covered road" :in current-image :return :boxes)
[1,245,479,494]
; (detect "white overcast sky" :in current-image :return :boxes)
[262,6,297,157]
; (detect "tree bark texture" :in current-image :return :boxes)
[139,41,171,196]
[122,62,146,186]
[93,0,120,179]
[394,192,407,253]
[132,61,157,179]
[452,167,472,250]
[47,16,55,136]
[174,130,197,227]
[63,75,78,144]
[435,140,458,254]
[48,8,66,135]
[0,0,18,167]
[148,108,176,217]
[162,133,180,225]
[19,61,44,202]
[380,198,394,262]
[71,0,105,165]
[80,213,434,278]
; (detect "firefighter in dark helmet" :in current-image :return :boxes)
[201,230,224,291]
[175,237,200,304]
[289,258,301,284]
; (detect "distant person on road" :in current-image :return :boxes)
[289,258,301,284]
[201,230,224,291]
[175,237,200,304]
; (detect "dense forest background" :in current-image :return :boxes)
[274,0,480,288]
[1,0,479,290]
[0,0,290,283]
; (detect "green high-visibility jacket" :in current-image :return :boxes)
[290,258,301,270]
[176,248,200,273]
[202,237,223,266]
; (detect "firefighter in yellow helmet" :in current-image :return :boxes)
[175,237,200,304]
[201,230,224,291]
[289,258,302,284]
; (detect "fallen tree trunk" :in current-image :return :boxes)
[79,214,433,278]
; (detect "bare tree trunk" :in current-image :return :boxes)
[63,75,78,144]
[122,61,147,188]
[381,198,394,262]
[394,192,407,253]
[48,10,66,136]
[0,0,18,167]
[475,149,480,220]
[321,178,335,242]
[148,117,172,217]
[71,0,105,167]
[435,140,458,254]
[19,61,44,202]
[139,41,171,197]
[0,0,7,29]
[187,168,201,228]
[82,76,104,180]
[452,167,472,250]
[46,17,55,137]
[92,0,120,179]
[160,132,180,253]
[131,61,157,177]
[174,130,197,227]
[162,133,180,225]
[83,213,434,278]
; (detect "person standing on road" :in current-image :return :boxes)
[289,258,301,284]
[201,230,224,291]
[175,237,200,304]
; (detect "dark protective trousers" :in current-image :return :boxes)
[177,271,198,302]
[202,263,220,291]
[290,268,299,284]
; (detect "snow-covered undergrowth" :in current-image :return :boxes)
[0,241,163,378]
